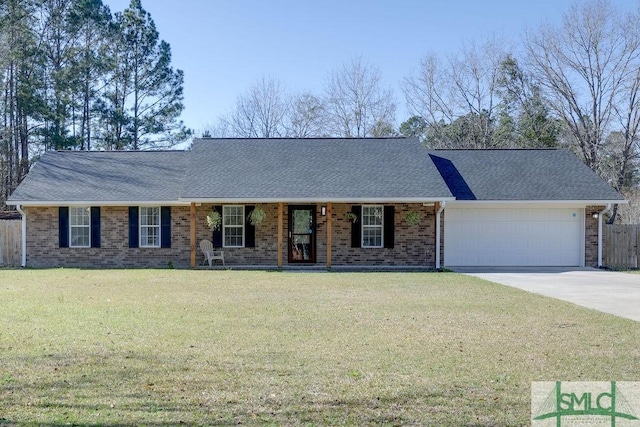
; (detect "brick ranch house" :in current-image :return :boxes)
[7,137,625,269]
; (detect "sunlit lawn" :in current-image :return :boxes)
[1,269,638,426]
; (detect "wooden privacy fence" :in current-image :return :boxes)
[605,224,640,269]
[0,220,21,267]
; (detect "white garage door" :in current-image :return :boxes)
[444,206,584,267]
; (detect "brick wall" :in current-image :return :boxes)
[24,203,599,269]
[195,203,436,267]
[195,204,279,266]
[585,205,605,267]
[25,206,191,268]
[24,203,438,268]
[330,203,436,267]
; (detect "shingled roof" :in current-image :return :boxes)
[6,138,625,206]
[429,149,625,202]
[181,137,453,202]
[7,151,189,205]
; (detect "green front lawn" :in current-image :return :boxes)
[1,270,638,426]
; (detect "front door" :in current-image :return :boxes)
[288,205,316,263]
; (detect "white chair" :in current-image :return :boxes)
[200,239,225,267]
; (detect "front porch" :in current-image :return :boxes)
[188,202,441,269]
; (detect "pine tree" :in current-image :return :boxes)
[67,0,112,150]
[99,0,189,150]
[0,0,45,205]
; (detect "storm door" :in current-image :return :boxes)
[288,205,316,263]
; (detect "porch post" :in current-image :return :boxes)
[326,202,332,269]
[190,203,196,268]
[277,202,283,268]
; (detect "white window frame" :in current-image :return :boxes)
[361,205,384,248]
[139,206,161,248]
[69,206,91,248]
[223,205,245,248]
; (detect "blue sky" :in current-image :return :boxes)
[103,0,605,135]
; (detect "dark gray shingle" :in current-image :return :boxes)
[7,141,624,205]
[8,151,189,204]
[429,149,624,201]
[182,138,453,201]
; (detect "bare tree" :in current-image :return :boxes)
[208,80,329,139]
[525,0,640,210]
[617,188,640,224]
[222,76,289,138]
[403,38,510,148]
[285,92,327,137]
[324,57,396,138]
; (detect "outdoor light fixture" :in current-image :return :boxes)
[592,212,599,219]
[321,206,327,216]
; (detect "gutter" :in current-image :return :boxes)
[435,201,446,269]
[15,205,26,267]
[180,197,457,204]
[597,204,612,268]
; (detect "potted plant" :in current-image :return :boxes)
[406,211,420,227]
[344,211,358,223]
[206,210,221,231]
[248,205,267,225]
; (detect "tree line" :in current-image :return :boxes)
[207,1,640,223]
[0,0,188,206]
[2,0,639,222]
[207,57,397,140]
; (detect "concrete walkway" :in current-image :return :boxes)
[454,267,640,322]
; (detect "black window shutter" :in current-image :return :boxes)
[90,207,101,248]
[161,206,171,248]
[129,206,139,248]
[245,205,255,248]
[59,207,69,248]
[350,205,362,248]
[384,205,395,249]
[212,206,222,248]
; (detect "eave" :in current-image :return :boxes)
[445,199,627,206]
[178,197,457,204]
[7,200,191,207]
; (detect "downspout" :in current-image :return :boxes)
[597,204,611,268]
[15,204,26,267]
[435,201,446,269]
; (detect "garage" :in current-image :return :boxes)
[444,205,584,267]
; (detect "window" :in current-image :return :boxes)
[70,207,90,247]
[223,205,244,247]
[139,206,160,247]
[362,205,383,248]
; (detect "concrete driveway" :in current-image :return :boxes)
[454,267,640,322]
